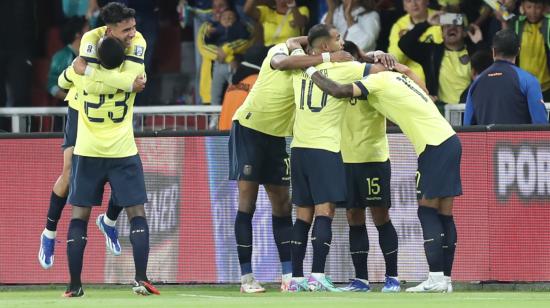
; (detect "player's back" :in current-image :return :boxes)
[232,43,295,137]
[358,71,455,155]
[291,61,366,153]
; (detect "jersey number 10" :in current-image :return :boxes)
[299,79,328,112]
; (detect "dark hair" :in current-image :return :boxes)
[470,49,493,74]
[60,17,87,45]
[97,37,125,69]
[307,24,334,47]
[100,2,135,25]
[492,29,520,58]
[343,41,361,60]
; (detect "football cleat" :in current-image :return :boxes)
[133,280,160,296]
[96,214,121,256]
[307,274,342,292]
[38,232,55,269]
[280,274,292,292]
[405,273,448,293]
[240,274,265,293]
[381,276,401,293]
[287,277,310,292]
[340,278,371,292]
[63,286,84,297]
[445,276,453,293]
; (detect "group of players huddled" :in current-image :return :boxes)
[230,24,462,293]
[37,1,462,297]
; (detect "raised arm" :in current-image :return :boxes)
[288,1,308,29]
[244,0,261,21]
[270,50,353,71]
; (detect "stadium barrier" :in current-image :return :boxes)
[1,126,549,284]
[444,103,550,126]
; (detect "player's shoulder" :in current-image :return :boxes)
[269,43,289,56]
[127,31,147,59]
[81,27,106,58]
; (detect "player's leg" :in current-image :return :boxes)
[39,146,73,269]
[371,207,400,292]
[39,107,78,269]
[438,197,456,292]
[341,208,371,292]
[95,196,124,255]
[64,205,92,297]
[289,205,314,292]
[265,184,293,291]
[108,154,159,296]
[228,121,265,293]
[407,135,462,293]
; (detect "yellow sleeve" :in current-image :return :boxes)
[388,19,407,63]
[58,68,74,90]
[197,22,219,60]
[257,5,271,24]
[79,30,101,66]
[357,73,383,96]
[298,6,310,18]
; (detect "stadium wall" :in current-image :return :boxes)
[0,128,549,284]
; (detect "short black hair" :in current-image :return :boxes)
[470,49,493,74]
[100,2,135,25]
[492,29,520,58]
[97,37,125,69]
[60,16,87,45]
[343,41,361,60]
[307,24,335,47]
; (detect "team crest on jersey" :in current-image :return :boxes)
[85,43,96,55]
[134,45,144,57]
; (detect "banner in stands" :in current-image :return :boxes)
[0,130,549,284]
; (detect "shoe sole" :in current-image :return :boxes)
[240,288,266,293]
[133,286,151,296]
[96,216,122,256]
[381,287,401,293]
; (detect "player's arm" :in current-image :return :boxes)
[84,59,145,93]
[271,50,353,71]
[364,51,397,70]
[308,69,361,99]
[60,66,118,94]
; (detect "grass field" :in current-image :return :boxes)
[2,285,550,308]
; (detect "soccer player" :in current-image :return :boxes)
[308,62,461,293]
[287,24,370,293]
[337,41,400,293]
[229,33,354,292]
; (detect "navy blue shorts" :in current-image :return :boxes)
[417,134,463,199]
[68,154,148,207]
[61,107,78,149]
[344,160,392,209]
[228,121,290,185]
[291,147,346,207]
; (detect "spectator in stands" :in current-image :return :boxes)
[399,12,484,113]
[64,0,90,18]
[507,0,550,101]
[244,0,309,46]
[47,17,89,101]
[322,0,380,52]
[0,0,36,132]
[459,49,493,104]
[388,0,443,83]
[180,0,231,104]
[464,29,548,125]
[478,0,518,43]
[205,8,252,109]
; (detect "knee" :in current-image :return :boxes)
[346,208,365,226]
[125,205,146,220]
[371,208,390,226]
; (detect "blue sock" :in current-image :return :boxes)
[376,220,398,277]
[46,191,67,232]
[417,207,444,272]
[130,216,150,282]
[349,224,369,280]
[272,215,292,275]
[439,214,457,277]
[235,211,253,275]
[311,216,333,274]
[291,218,311,277]
[106,197,123,221]
[66,218,88,288]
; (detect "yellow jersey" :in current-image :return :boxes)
[257,5,309,46]
[355,71,455,156]
[388,9,443,82]
[291,61,367,152]
[438,49,471,104]
[519,22,550,92]
[233,43,296,137]
[80,26,147,93]
[57,68,79,110]
[341,96,389,163]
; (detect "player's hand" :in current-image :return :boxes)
[73,57,87,75]
[467,24,483,44]
[372,51,397,70]
[329,50,354,63]
[132,75,146,93]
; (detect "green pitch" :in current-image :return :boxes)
[2,285,550,308]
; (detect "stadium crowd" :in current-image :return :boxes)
[0,0,549,132]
